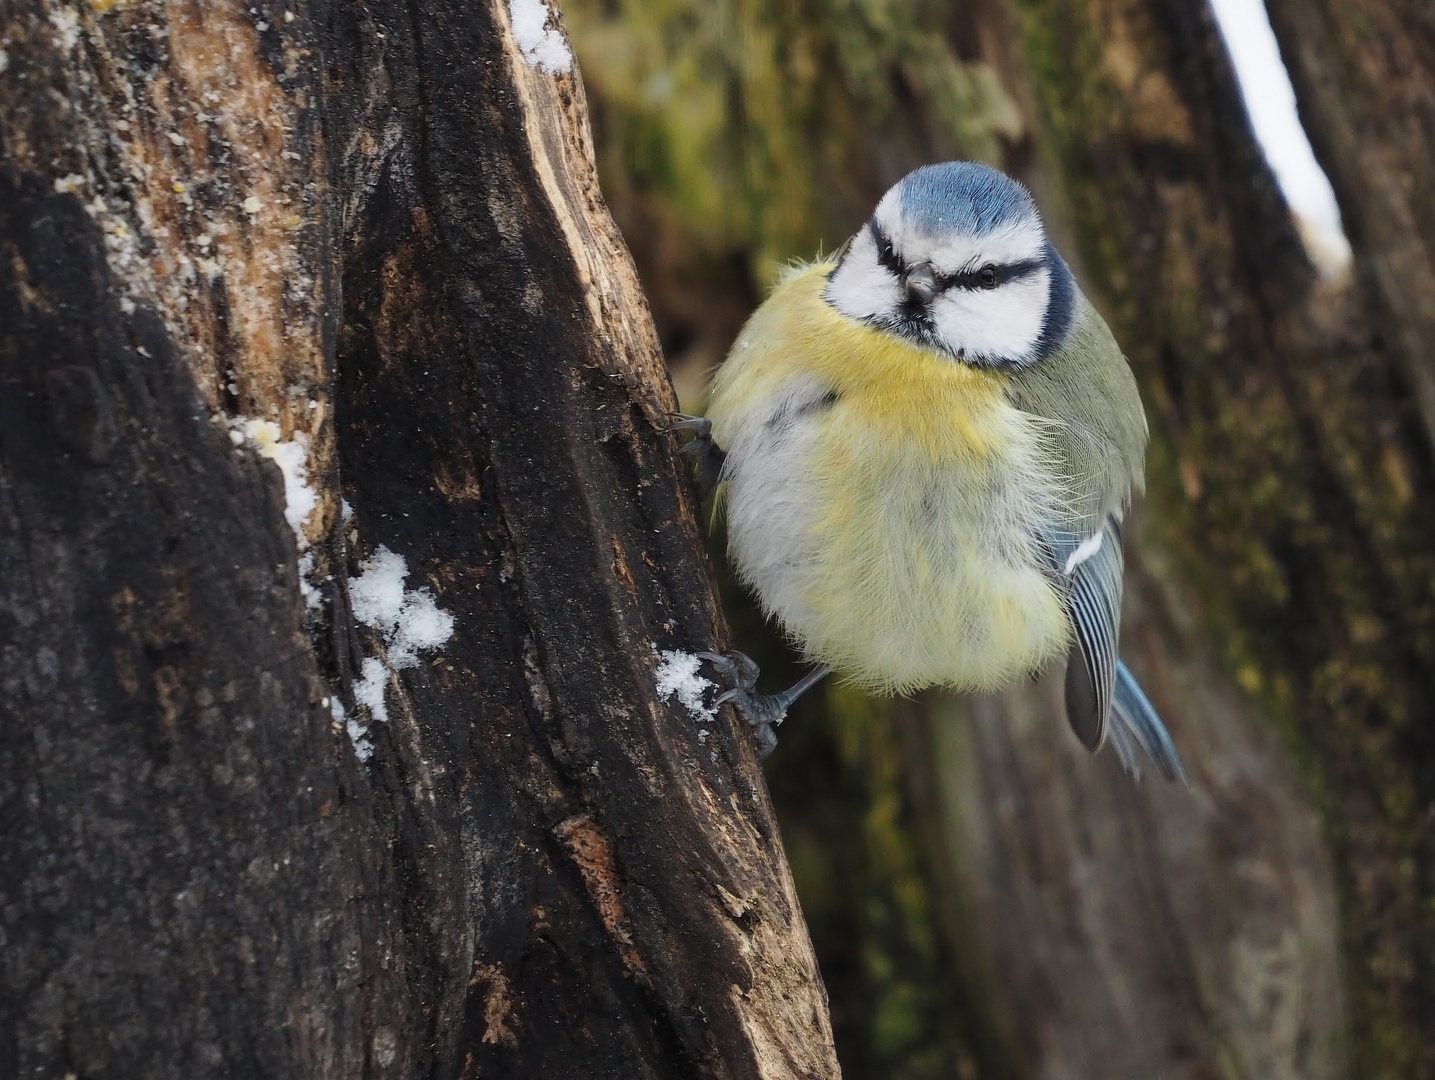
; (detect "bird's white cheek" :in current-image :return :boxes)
[931,271,1049,362]
[825,246,903,321]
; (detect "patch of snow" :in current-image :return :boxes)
[0,49,9,75]
[341,498,354,523]
[655,648,717,723]
[235,418,317,546]
[349,545,456,668]
[49,7,80,50]
[297,551,322,609]
[333,695,373,762]
[509,0,572,75]
[353,656,390,724]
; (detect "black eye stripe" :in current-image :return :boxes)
[865,225,1046,294]
[869,222,904,276]
[937,257,1046,292]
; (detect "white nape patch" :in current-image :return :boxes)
[1063,529,1105,575]
[508,0,572,74]
[654,648,717,723]
[349,545,456,669]
[234,418,318,546]
[353,656,390,725]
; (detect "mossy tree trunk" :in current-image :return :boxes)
[568,0,1435,1077]
[1004,0,1435,1075]
[0,0,841,1076]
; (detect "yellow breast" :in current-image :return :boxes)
[711,265,1010,455]
[706,264,1071,694]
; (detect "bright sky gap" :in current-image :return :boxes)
[1207,0,1352,272]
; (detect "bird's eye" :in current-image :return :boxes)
[870,223,902,274]
[979,264,999,289]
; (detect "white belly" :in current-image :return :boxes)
[720,378,1070,694]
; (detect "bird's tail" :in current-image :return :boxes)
[1108,662,1189,785]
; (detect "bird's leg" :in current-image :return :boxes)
[667,413,726,500]
[698,651,832,758]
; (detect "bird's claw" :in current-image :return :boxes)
[666,413,712,437]
[698,650,786,757]
[667,414,725,498]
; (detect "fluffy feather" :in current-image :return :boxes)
[703,161,1186,782]
[708,265,1073,693]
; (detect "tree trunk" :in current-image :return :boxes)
[895,1,1353,1076]
[565,0,1435,1076]
[1264,0,1435,451]
[1004,0,1435,1074]
[0,1,840,1076]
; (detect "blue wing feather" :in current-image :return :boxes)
[1061,519,1122,751]
[1111,661,1190,785]
[1049,516,1189,784]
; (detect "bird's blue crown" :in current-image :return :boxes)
[898,162,1037,238]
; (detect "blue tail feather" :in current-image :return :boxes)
[1110,662,1189,786]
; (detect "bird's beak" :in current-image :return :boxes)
[903,262,937,304]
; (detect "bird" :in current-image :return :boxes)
[675,160,1187,783]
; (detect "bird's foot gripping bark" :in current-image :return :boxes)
[668,413,725,499]
[699,651,832,758]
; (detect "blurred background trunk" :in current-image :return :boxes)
[566,0,1435,1076]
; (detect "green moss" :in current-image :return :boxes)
[1012,0,1435,1074]
[766,681,987,1079]
[567,0,1023,289]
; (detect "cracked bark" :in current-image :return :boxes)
[0,1,839,1077]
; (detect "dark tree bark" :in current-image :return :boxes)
[0,1,839,1077]
[1256,1,1435,1072]
[1264,0,1435,450]
[964,0,1435,1075]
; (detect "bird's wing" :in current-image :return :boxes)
[1040,516,1191,783]
[1046,517,1124,752]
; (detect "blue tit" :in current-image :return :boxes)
[690,161,1187,782]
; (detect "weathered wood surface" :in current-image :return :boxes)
[0,0,840,1076]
